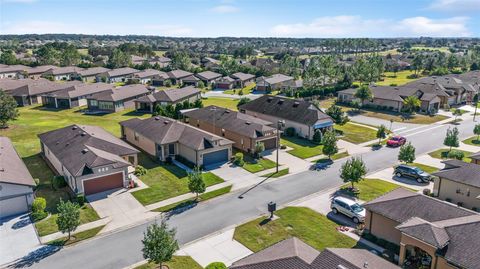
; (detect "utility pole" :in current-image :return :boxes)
[473,94,478,122]
[276,120,285,173]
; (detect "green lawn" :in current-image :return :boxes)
[153,185,232,212]
[281,136,323,159]
[132,154,225,205]
[344,108,449,124]
[135,256,202,269]
[35,204,100,236]
[47,225,105,246]
[242,155,277,173]
[376,70,423,86]
[339,178,411,202]
[233,207,357,253]
[202,97,239,111]
[428,148,474,163]
[312,151,350,163]
[223,83,256,95]
[261,168,289,178]
[463,136,480,146]
[334,122,377,144]
[411,46,451,53]
[409,163,439,174]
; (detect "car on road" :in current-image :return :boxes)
[393,164,432,183]
[386,136,406,147]
[330,196,365,224]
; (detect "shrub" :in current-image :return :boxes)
[280,144,287,150]
[174,155,197,169]
[197,81,205,89]
[33,178,40,186]
[205,262,227,269]
[32,197,47,213]
[76,195,86,206]
[52,176,67,190]
[134,165,147,176]
[234,152,244,166]
[31,211,48,222]
[284,127,296,137]
[448,150,465,160]
[164,79,172,87]
[423,189,431,196]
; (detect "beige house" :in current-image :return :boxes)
[364,188,480,269]
[433,160,480,211]
[120,116,233,168]
[134,86,201,113]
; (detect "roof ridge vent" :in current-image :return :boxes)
[154,116,160,120]
[72,126,78,130]
[80,132,87,136]
[81,148,89,154]
[164,120,169,124]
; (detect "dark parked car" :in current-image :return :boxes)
[386,136,406,147]
[394,165,432,183]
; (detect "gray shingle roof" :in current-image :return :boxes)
[231,72,255,81]
[132,69,161,79]
[433,159,480,188]
[120,116,233,151]
[88,84,149,102]
[311,248,400,269]
[0,65,28,73]
[0,137,35,186]
[136,86,200,104]
[43,82,113,99]
[167,69,193,79]
[43,66,84,76]
[103,67,139,78]
[195,71,222,81]
[38,125,138,176]
[8,79,82,97]
[396,217,450,248]
[238,95,333,126]
[25,65,56,75]
[76,67,111,77]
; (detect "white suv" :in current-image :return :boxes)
[331,196,366,224]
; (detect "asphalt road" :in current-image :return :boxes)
[17,118,477,269]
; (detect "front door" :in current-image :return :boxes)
[168,144,175,155]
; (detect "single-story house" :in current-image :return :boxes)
[87,84,150,113]
[0,65,28,79]
[0,137,36,219]
[25,65,56,79]
[167,69,193,85]
[433,159,480,211]
[215,76,236,89]
[230,237,400,269]
[471,152,480,165]
[2,78,82,106]
[128,69,161,84]
[131,55,146,65]
[38,125,139,195]
[184,106,278,153]
[135,86,201,113]
[364,188,480,268]
[195,71,222,85]
[149,56,171,68]
[120,116,233,167]
[76,67,111,82]
[230,72,255,88]
[42,83,113,109]
[201,57,220,69]
[238,95,334,140]
[181,75,200,87]
[150,71,170,86]
[96,67,139,83]
[255,73,297,93]
[42,66,84,81]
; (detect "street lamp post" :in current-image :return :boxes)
[389,119,394,133]
[276,120,285,173]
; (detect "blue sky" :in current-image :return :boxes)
[0,0,479,37]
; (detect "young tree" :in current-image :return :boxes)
[0,91,19,128]
[312,129,322,144]
[474,124,480,143]
[188,167,206,200]
[56,200,80,240]
[254,142,265,158]
[453,109,463,122]
[339,157,367,189]
[237,97,251,108]
[444,127,459,152]
[142,219,179,269]
[326,104,349,125]
[402,96,421,114]
[376,124,387,145]
[354,85,373,107]
[322,129,338,159]
[398,142,416,163]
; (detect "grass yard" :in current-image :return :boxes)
[411,46,451,53]
[339,178,412,202]
[242,155,277,173]
[334,122,377,144]
[76,48,89,55]
[135,256,202,269]
[202,97,239,111]
[132,154,225,205]
[47,225,105,246]
[409,163,440,174]
[153,50,167,57]
[233,207,357,253]
[345,108,449,124]
[35,204,100,236]
[317,98,337,109]
[261,168,289,178]
[281,136,323,159]
[153,185,232,212]
[223,83,256,95]
[377,70,423,86]
[428,148,474,163]
[463,136,480,146]
[312,151,350,163]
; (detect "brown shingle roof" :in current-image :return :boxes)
[43,66,83,76]
[311,248,400,269]
[77,67,111,77]
[397,217,450,248]
[167,69,193,79]
[88,84,149,102]
[195,71,222,81]
[104,67,139,78]
[433,159,480,188]
[133,69,161,79]
[0,137,35,186]
[136,86,200,103]
[43,82,113,99]
[231,72,255,81]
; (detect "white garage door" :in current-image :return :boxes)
[0,196,29,219]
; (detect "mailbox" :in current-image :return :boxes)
[268,202,276,218]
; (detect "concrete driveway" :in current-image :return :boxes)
[0,214,40,266]
[87,188,159,234]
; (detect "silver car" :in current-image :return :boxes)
[331,196,366,224]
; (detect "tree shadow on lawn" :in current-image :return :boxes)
[346,108,415,120]
[122,110,150,117]
[164,200,198,219]
[8,245,61,268]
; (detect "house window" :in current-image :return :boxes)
[90,100,98,106]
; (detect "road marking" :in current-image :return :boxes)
[393,127,406,132]
[396,125,430,135]
[403,125,445,138]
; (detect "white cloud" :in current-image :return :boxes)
[210,5,239,13]
[270,15,471,37]
[429,0,480,12]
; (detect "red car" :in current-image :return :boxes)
[387,136,406,147]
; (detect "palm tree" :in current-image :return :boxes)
[402,96,421,114]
